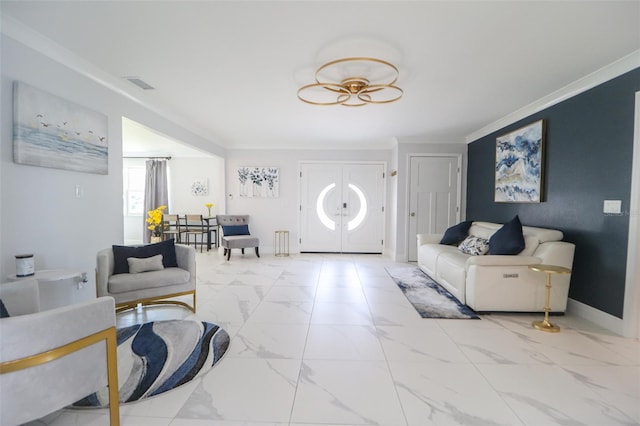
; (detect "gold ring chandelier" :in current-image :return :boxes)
[297,57,403,107]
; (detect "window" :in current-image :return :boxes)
[124,166,145,216]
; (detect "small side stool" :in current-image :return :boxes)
[274,230,289,257]
[528,264,572,332]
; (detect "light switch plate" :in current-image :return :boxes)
[603,200,622,214]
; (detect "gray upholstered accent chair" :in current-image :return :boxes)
[217,215,260,261]
[0,279,120,426]
[96,242,196,313]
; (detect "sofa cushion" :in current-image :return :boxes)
[458,235,489,256]
[222,225,250,236]
[112,239,178,275]
[439,221,472,245]
[489,216,525,255]
[223,235,259,249]
[417,243,460,277]
[107,267,190,294]
[127,254,164,274]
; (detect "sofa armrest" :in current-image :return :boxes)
[95,248,114,298]
[175,244,196,285]
[417,233,443,245]
[532,241,575,269]
[466,255,542,268]
[0,296,115,362]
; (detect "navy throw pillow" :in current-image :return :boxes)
[223,225,250,236]
[0,299,10,318]
[489,215,525,255]
[112,239,178,275]
[440,221,472,245]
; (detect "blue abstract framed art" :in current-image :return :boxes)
[495,119,545,203]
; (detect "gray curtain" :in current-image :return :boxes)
[143,160,169,243]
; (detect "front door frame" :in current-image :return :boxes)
[298,160,387,253]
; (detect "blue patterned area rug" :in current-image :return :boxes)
[72,319,230,408]
[386,267,480,319]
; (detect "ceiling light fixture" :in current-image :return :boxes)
[297,57,403,107]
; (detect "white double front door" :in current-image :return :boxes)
[300,162,384,253]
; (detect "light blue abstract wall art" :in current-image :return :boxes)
[495,119,545,203]
[13,81,108,174]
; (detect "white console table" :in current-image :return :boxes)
[6,269,95,311]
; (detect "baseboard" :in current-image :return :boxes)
[566,298,624,335]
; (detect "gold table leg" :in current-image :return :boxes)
[532,271,560,333]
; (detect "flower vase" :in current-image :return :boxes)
[150,235,162,243]
[207,208,212,217]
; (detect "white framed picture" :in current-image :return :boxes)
[191,177,208,196]
[237,167,279,198]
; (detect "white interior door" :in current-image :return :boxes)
[300,163,384,253]
[408,155,461,261]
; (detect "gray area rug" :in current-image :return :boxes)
[72,319,230,408]
[386,266,480,319]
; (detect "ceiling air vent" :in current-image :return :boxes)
[123,76,155,90]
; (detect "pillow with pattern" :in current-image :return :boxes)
[458,235,489,256]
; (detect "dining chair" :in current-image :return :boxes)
[184,214,208,252]
[162,214,184,243]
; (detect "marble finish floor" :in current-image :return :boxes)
[30,252,639,426]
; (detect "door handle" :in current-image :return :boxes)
[410,212,416,217]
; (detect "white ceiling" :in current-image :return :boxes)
[2,1,639,153]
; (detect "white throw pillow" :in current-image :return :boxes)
[127,254,164,274]
[458,235,489,256]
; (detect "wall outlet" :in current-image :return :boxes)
[603,200,622,214]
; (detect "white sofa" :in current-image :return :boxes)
[417,221,575,312]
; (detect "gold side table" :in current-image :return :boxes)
[274,230,290,257]
[528,264,572,332]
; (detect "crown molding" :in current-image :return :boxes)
[466,50,640,143]
[1,14,225,150]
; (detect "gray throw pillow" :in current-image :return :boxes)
[127,254,165,274]
[458,235,489,256]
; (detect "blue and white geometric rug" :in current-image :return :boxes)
[72,319,230,407]
[386,266,480,319]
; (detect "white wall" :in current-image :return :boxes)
[0,34,224,279]
[225,149,392,254]
[169,157,225,218]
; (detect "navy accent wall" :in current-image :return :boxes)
[467,68,639,318]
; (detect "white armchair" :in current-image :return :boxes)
[0,279,119,426]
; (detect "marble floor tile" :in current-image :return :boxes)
[290,360,406,425]
[228,323,308,359]
[477,363,638,425]
[177,358,300,423]
[315,286,367,304]
[246,301,313,324]
[443,327,555,365]
[559,364,640,423]
[389,362,524,426]
[304,324,386,360]
[310,302,373,325]
[263,285,317,302]
[376,325,469,363]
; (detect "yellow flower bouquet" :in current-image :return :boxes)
[146,205,167,237]
[205,203,213,216]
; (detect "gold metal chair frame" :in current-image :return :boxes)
[0,327,120,426]
[114,289,196,314]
